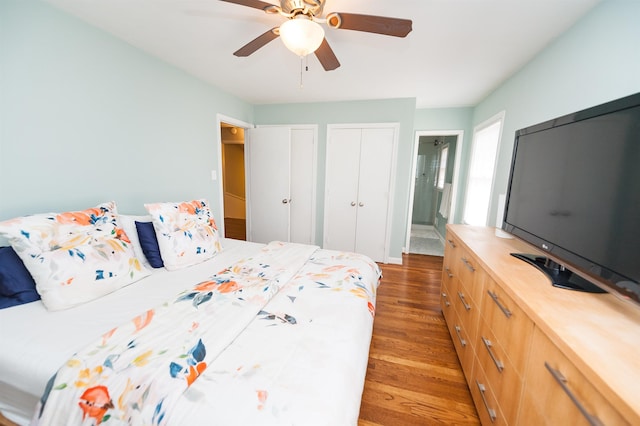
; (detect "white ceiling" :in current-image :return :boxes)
[44,0,601,108]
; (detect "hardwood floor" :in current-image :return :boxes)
[0,413,14,426]
[223,217,246,240]
[358,253,479,425]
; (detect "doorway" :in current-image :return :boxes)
[218,117,250,240]
[406,130,464,256]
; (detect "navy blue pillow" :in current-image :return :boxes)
[0,246,40,309]
[135,221,164,268]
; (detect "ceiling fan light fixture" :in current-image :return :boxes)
[279,15,325,57]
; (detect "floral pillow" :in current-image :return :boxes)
[144,199,222,270]
[0,202,150,311]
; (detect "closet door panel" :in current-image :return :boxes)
[354,128,395,261]
[247,127,291,244]
[290,128,315,245]
[323,128,361,252]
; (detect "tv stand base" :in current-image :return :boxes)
[510,253,606,293]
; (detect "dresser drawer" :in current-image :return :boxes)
[457,247,480,294]
[444,306,475,383]
[480,275,533,375]
[443,233,460,278]
[452,278,481,347]
[476,316,523,424]
[470,356,508,426]
[440,279,455,324]
[442,254,456,291]
[522,328,629,426]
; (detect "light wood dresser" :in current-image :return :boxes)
[441,224,640,425]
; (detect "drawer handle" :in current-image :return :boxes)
[545,363,604,426]
[487,290,512,318]
[461,257,476,272]
[444,266,454,278]
[447,239,456,248]
[454,325,467,347]
[482,337,504,373]
[457,292,471,311]
[441,292,451,307]
[476,380,497,423]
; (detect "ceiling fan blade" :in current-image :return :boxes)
[327,13,412,37]
[314,38,340,71]
[233,28,279,57]
[219,0,275,12]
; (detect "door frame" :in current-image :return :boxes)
[216,113,253,238]
[324,122,399,264]
[405,130,464,252]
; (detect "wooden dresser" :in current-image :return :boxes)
[441,224,640,425]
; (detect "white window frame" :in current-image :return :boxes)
[462,111,505,226]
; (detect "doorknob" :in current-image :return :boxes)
[359,202,365,207]
[350,201,356,206]
[282,198,290,204]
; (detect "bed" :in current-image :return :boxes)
[0,200,380,425]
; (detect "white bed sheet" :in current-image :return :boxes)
[0,238,264,425]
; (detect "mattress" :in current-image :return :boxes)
[0,238,380,425]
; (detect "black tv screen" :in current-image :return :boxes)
[503,92,640,305]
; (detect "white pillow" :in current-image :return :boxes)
[0,202,151,311]
[144,199,222,271]
[119,214,153,269]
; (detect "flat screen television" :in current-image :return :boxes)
[502,92,640,306]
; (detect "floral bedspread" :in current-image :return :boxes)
[33,242,380,425]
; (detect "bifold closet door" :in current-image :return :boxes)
[323,126,395,262]
[247,126,315,245]
[324,129,361,252]
[246,126,291,244]
[354,128,395,259]
[289,128,315,245]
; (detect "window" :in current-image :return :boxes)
[462,112,504,226]
[436,145,449,190]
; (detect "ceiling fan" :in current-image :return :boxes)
[220,0,413,71]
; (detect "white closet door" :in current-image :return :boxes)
[247,126,291,244]
[323,128,361,252]
[354,128,395,261]
[289,128,315,245]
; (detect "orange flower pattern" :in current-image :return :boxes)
[0,201,149,311]
[144,199,222,271]
[33,243,381,425]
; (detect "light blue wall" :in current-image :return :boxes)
[0,0,253,229]
[2,0,639,261]
[254,98,416,259]
[471,0,640,227]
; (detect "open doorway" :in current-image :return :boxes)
[219,121,247,240]
[406,130,464,256]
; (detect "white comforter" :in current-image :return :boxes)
[0,239,380,425]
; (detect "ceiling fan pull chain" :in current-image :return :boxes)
[299,55,311,89]
[299,57,304,89]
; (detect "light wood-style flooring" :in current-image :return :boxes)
[0,254,478,426]
[358,253,479,425]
